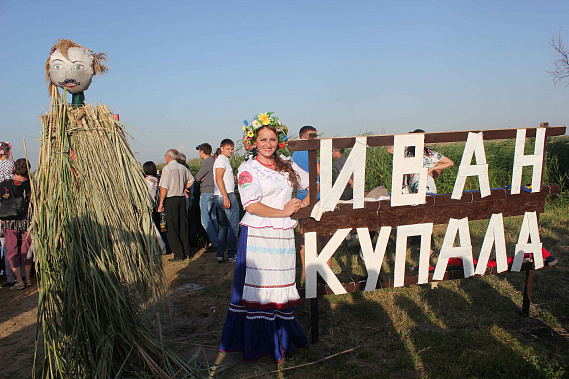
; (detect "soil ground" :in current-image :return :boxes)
[0,247,307,379]
[2,238,568,378]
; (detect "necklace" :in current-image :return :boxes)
[257,159,274,167]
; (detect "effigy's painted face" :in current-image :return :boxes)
[49,47,95,94]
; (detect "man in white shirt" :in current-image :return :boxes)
[213,139,239,263]
[158,149,195,261]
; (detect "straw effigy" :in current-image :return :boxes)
[31,88,206,378]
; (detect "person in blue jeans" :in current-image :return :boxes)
[195,143,218,253]
[214,139,239,262]
[291,125,320,202]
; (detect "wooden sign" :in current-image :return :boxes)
[288,124,565,342]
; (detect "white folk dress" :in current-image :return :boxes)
[219,157,309,362]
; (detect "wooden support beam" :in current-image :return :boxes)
[288,125,566,151]
[310,297,319,343]
[522,268,535,317]
[298,262,552,297]
[293,186,558,234]
[308,132,318,207]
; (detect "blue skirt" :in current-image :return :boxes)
[219,226,308,362]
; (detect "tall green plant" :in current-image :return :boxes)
[278,135,569,196]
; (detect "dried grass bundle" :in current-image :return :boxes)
[31,88,206,378]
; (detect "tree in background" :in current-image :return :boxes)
[548,29,569,86]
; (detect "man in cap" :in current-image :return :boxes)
[195,143,218,253]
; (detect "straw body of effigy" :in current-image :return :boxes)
[31,88,206,378]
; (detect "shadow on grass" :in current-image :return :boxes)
[157,202,569,378]
[404,278,568,378]
[302,291,412,379]
[291,217,569,378]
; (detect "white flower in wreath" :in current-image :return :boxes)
[252,119,261,128]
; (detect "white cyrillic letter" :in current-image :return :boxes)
[394,223,433,287]
[357,226,392,291]
[320,137,367,212]
[391,133,427,207]
[451,132,491,199]
[511,128,545,194]
[475,213,508,275]
[433,218,475,280]
[305,229,349,298]
[511,212,543,271]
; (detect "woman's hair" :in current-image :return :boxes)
[254,125,300,189]
[405,129,429,157]
[0,142,11,157]
[143,161,157,176]
[14,158,30,178]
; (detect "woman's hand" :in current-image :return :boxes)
[246,198,303,217]
[298,188,315,208]
[300,196,312,208]
[428,156,454,178]
[283,198,302,216]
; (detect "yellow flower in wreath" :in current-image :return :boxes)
[247,130,254,137]
[258,113,271,125]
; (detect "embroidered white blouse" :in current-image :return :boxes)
[237,158,309,230]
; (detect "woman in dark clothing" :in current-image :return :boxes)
[2,158,32,290]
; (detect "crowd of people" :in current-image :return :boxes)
[1,123,456,363]
[146,119,455,363]
[143,139,240,263]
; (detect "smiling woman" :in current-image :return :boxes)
[219,114,312,363]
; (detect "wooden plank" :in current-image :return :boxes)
[287,125,566,151]
[292,185,558,222]
[522,269,534,317]
[298,262,551,297]
[296,187,555,235]
[311,298,319,343]
[308,132,318,207]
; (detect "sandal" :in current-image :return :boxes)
[25,280,32,287]
[10,282,25,291]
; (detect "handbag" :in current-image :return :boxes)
[0,180,25,220]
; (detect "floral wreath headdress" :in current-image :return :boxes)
[243,112,289,148]
[0,141,12,158]
[242,112,289,162]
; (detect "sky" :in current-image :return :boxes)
[1,0,568,166]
